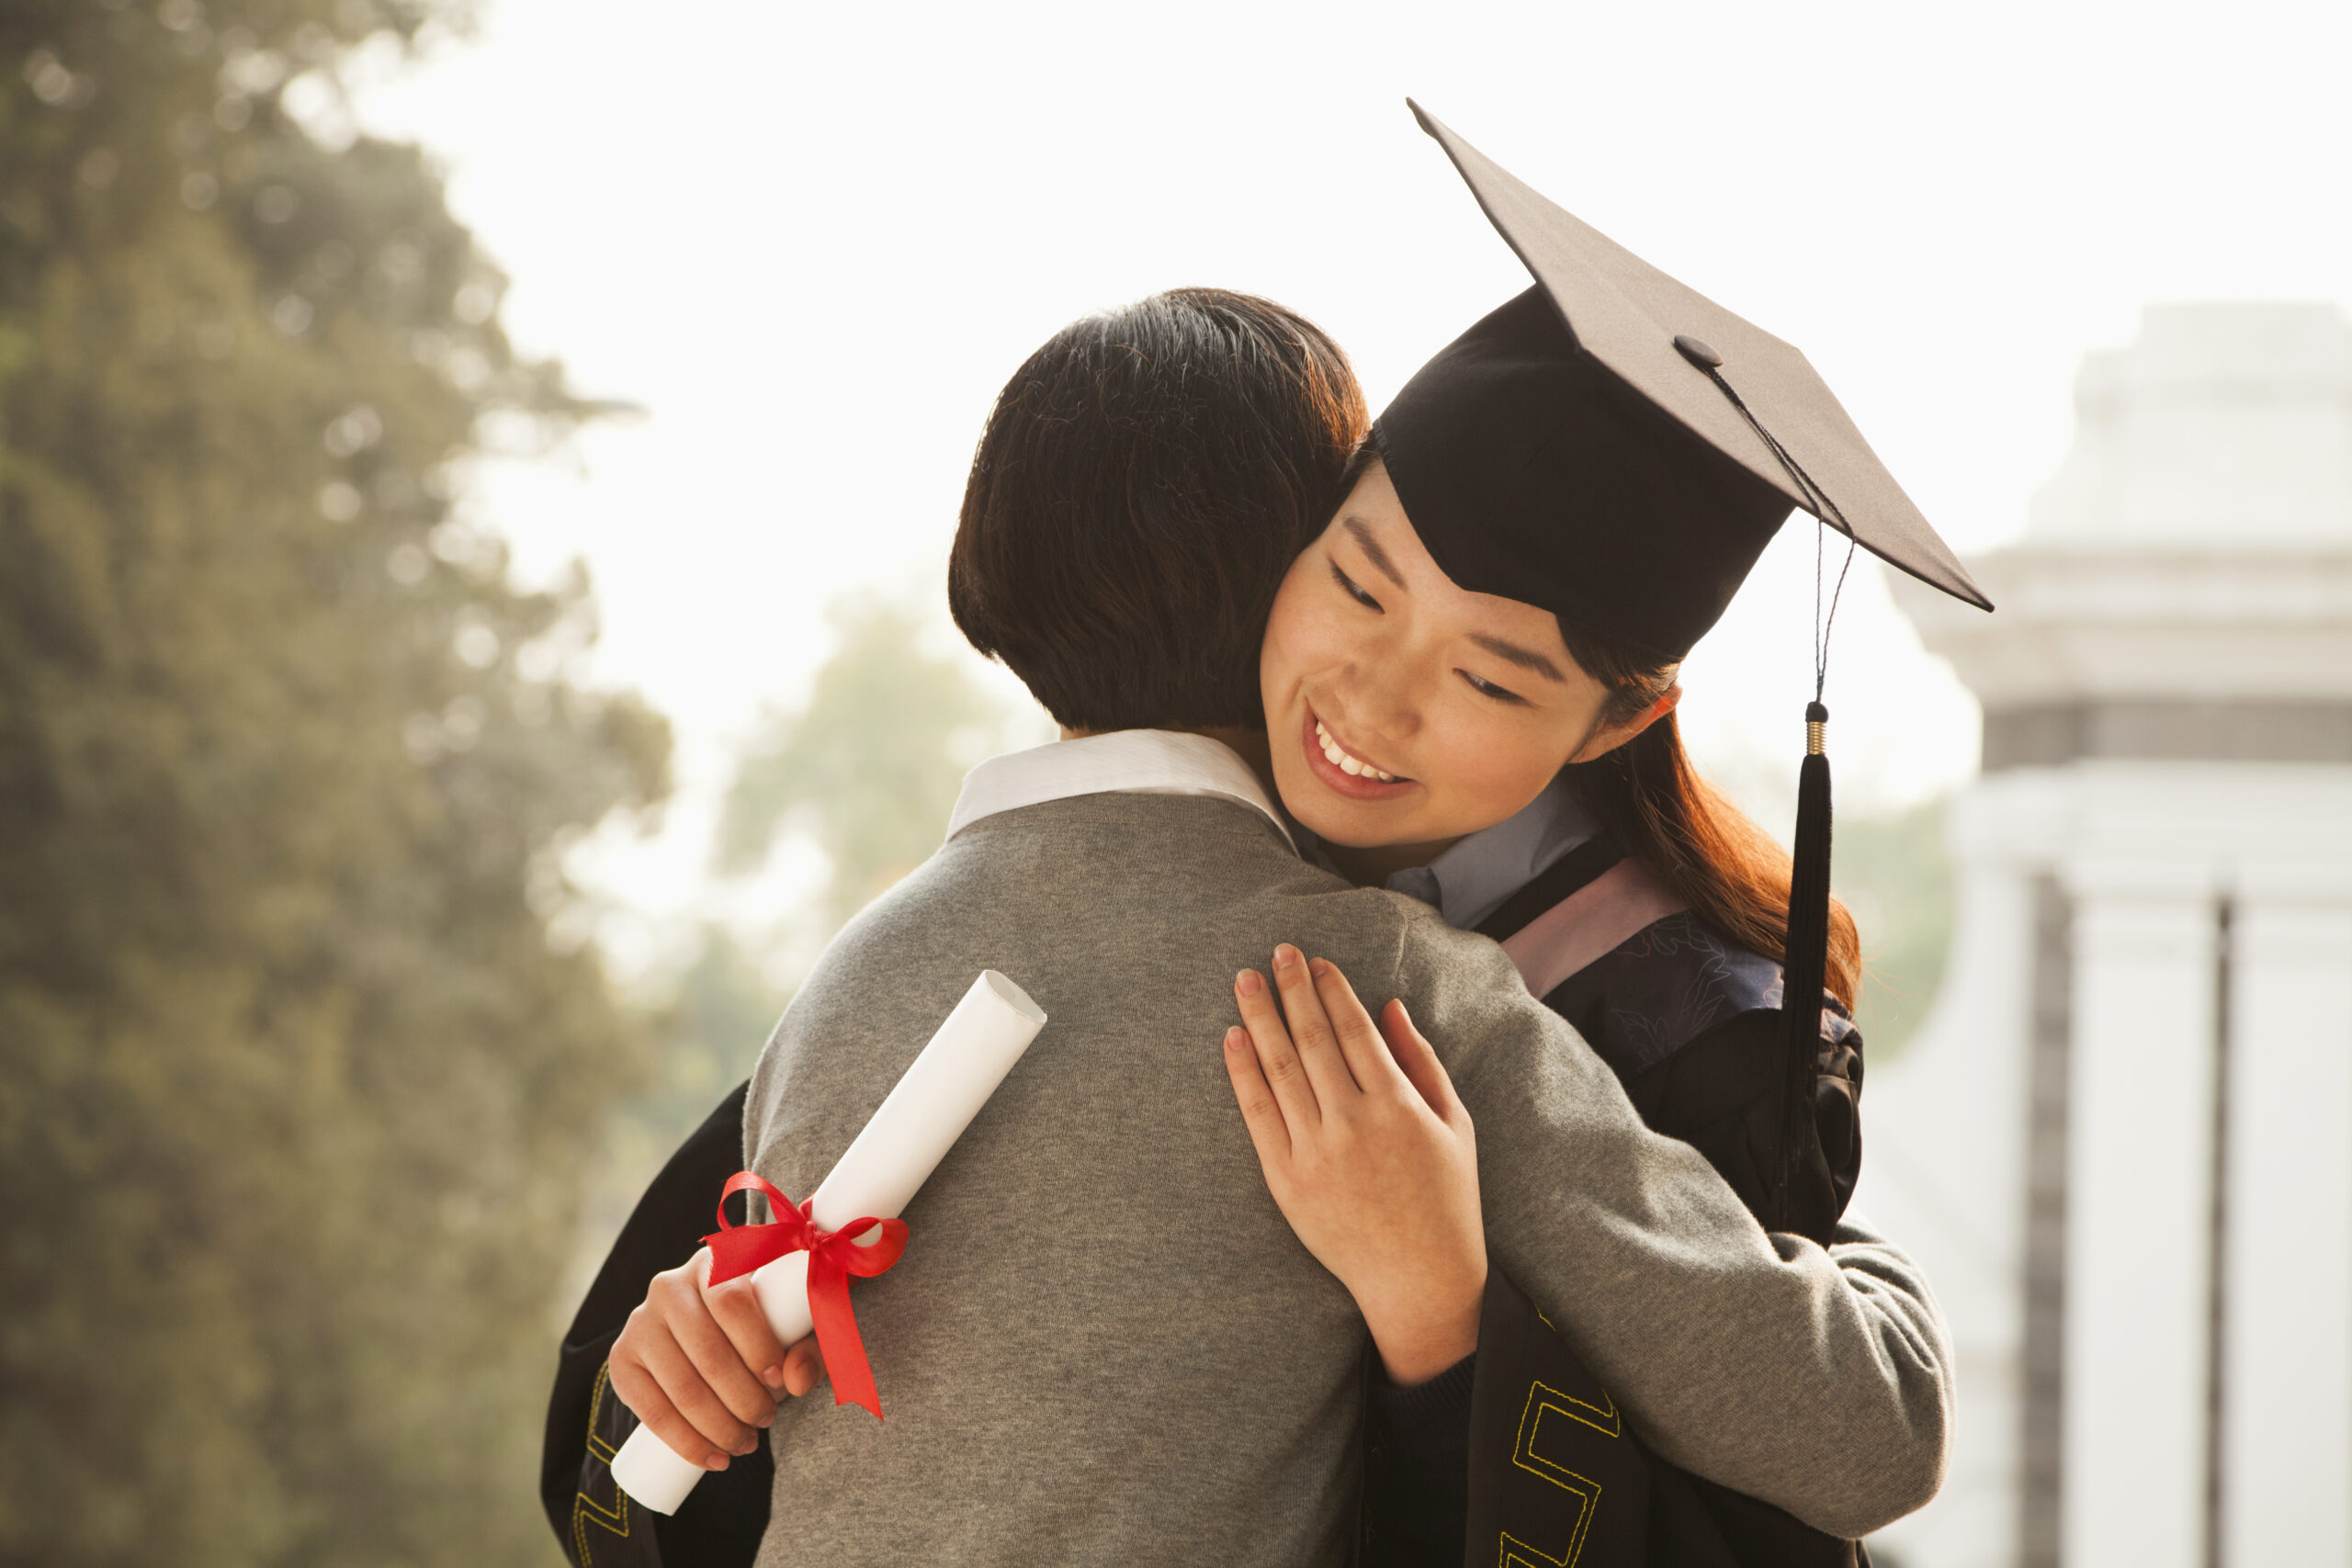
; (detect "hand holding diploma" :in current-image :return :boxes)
[608,969,1047,1514]
[607,1171,906,1481]
[697,1171,908,1419]
[606,1245,821,1472]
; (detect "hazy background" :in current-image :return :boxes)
[6,0,2349,1562]
[345,0,2352,977]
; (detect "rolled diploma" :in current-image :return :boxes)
[608,969,1046,1514]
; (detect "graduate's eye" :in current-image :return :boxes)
[1459,669,1528,705]
[1329,559,1383,612]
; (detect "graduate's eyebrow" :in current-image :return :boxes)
[1468,633,1567,683]
[1341,518,1408,590]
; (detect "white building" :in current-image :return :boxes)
[1858,302,2352,1568]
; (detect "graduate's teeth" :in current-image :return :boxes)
[1314,721,1396,784]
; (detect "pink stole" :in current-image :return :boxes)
[1498,857,1689,1000]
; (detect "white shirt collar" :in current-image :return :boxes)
[1378,772,1596,931]
[946,729,1295,851]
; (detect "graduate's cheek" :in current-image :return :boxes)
[1259,551,1408,829]
[1409,698,1578,839]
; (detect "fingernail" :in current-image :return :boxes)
[757,1406,777,1427]
[705,1454,730,1472]
[1225,1026,1248,1051]
[1237,969,1263,997]
[1307,956,1331,977]
[733,1435,759,1455]
[762,1364,786,1388]
[1272,944,1300,970]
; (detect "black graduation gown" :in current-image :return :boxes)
[1359,836,1869,1568]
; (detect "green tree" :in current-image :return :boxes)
[563,923,790,1286]
[0,4,666,1564]
[717,595,1035,931]
[1835,799,1954,1063]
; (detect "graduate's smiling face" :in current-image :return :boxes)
[1260,458,1676,862]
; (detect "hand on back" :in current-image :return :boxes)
[606,1246,826,1471]
[1224,943,1486,1385]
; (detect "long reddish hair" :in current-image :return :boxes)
[1555,622,1860,1010]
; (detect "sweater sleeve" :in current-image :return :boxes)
[1385,902,1953,1538]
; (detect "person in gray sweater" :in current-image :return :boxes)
[607,288,1949,1567]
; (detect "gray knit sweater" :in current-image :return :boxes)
[745,792,1949,1566]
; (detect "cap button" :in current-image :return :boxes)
[1673,333,1723,370]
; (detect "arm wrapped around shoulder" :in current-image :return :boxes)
[1385,902,1953,1538]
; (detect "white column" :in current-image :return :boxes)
[2222,893,2352,1568]
[2063,872,2216,1568]
[1856,847,2036,1568]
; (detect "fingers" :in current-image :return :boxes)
[643,1309,762,1456]
[1380,998,1469,1129]
[1306,956,1403,1095]
[701,1269,792,1396]
[607,1348,734,1472]
[779,1334,826,1399]
[667,1269,786,1434]
[1266,943,1362,1102]
[1224,1022,1294,1172]
[610,1278,761,1468]
[1235,963,1320,1130]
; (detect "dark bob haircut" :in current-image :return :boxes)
[948,288,1366,733]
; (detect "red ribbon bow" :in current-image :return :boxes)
[702,1171,910,1420]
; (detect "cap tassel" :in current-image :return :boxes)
[1778,700,1833,1234]
[1679,343,1855,1235]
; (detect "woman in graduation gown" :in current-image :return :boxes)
[1251,104,1986,1568]
[544,104,1980,1568]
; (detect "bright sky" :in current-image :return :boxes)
[352,0,2352,967]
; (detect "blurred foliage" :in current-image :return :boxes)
[631,927,791,1155]
[0,3,669,1565]
[555,924,788,1326]
[1834,798,1953,1064]
[717,595,1033,931]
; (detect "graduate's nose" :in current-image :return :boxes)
[1333,662,1423,748]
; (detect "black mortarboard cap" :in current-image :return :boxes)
[1385,102,1992,1236]
[1375,101,1990,662]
